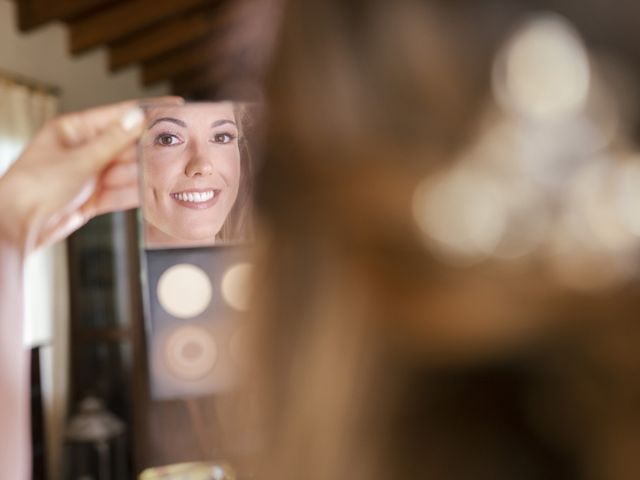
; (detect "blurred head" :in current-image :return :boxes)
[243,1,640,480]
[258,0,517,357]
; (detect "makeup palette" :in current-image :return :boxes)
[142,246,251,400]
[137,101,257,401]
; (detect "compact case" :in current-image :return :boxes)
[136,101,256,401]
[141,245,249,400]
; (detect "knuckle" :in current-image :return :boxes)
[48,115,68,135]
[52,113,83,146]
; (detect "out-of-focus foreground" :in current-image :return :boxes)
[248,1,640,480]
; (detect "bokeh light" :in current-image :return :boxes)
[612,156,640,237]
[494,13,590,120]
[413,167,508,264]
[413,11,640,290]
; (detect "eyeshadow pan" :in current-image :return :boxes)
[163,325,218,381]
[221,262,253,312]
[157,263,213,318]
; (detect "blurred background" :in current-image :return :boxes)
[2,0,640,479]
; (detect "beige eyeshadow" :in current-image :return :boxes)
[163,325,218,381]
[157,263,213,318]
[221,262,253,312]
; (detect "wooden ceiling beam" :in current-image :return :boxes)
[141,38,229,86]
[171,61,262,103]
[171,66,230,97]
[17,0,119,31]
[69,0,216,54]
[109,4,236,71]
[175,87,221,103]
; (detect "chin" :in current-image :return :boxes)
[172,226,222,242]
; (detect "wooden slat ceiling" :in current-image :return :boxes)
[15,0,259,100]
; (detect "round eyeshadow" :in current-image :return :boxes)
[221,262,253,312]
[163,325,217,381]
[157,263,212,318]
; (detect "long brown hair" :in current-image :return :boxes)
[242,1,640,479]
[218,102,259,243]
[250,2,516,479]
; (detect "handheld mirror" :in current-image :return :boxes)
[140,101,255,249]
[137,101,257,401]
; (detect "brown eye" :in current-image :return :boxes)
[156,134,181,146]
[213,133,235,144]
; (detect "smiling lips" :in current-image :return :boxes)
[170,189,220,209]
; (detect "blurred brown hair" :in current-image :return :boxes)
[243,1,640,479]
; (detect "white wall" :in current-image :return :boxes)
[0,0,170,111]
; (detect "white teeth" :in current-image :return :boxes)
[172,190,215,203]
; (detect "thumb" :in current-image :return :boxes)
[73,107,146,176]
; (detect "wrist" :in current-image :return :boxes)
[0,173,36,254]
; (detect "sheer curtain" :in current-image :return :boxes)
[0,76,67,479]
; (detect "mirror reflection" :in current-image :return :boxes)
[140,102,255,248]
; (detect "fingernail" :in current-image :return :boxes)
[120,108,145,132]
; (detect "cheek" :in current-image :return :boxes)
[145,153,185,191]
[217,147,242,190]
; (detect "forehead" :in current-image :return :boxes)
[147,101,236,124]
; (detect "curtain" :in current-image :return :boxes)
[0,76,67,480]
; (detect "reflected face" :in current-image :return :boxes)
[142,102,241,246]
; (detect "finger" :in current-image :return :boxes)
[72,107,146,177]
[102,161,138,189]
[99,144,136,165]
[112,145,137,164]
[36,211,87,249]
[55,101,138,147]
[136,96,185,109]
[91,185,140,217]
[55,96,183,147]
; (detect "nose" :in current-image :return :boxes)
[184,141,214,177]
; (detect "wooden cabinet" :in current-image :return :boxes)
[66,210,229,476]
[66,211,141,478]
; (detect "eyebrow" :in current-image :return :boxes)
[148,117,237,129]
[148,117,186,129]
[211,119,237,128]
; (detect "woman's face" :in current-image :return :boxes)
[142,102,241,246]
